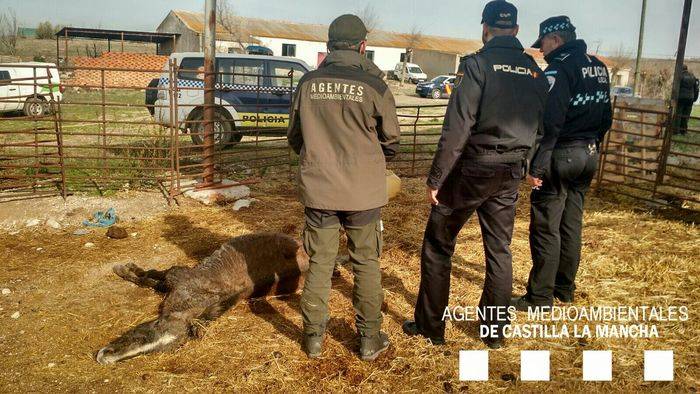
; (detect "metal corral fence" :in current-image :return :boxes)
[0,63,445,204]
[3,64,696,210]
[596,97,700,211]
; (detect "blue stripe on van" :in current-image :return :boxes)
[158,78,295,94]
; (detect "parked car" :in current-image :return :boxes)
[611,86,634,98]
[152,52,310,146]
[0,62,63,117]
[416,75,457,99]
[392,62,427,84]
[246,45,273,56]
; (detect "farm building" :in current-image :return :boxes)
[155,10,627,81]
[156,10,484,77]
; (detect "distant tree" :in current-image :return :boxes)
[356,4,380,32]
[0,9,18,55]
[400,25,423,86]
[36,21,55,39]
[216,0,249,53]
[641,66,672,100]
[607,44,633,87]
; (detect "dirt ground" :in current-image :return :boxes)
[0,177,698,392]
[0,190,195,232]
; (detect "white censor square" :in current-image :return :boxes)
[459,350,488,381]
[583,350,612,381]
[520,350,550,381]
[644,350,674,381]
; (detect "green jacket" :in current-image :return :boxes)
[287,50,401,211]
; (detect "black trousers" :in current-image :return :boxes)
[414,162,522,340]
[676,99,694,135]
[526,142,599,305]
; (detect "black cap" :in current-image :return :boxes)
[532,15,576,48]
[481,0,518,29]
[328,14,368,42]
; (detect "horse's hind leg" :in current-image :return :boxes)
[113,263,169,292]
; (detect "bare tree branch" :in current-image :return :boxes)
[607,44,633,87]
[406,25,423,51]
[216,0,248,53]
[356,4,380,32]
[400,25,423,86]
[0,9,18,56]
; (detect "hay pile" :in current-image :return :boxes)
[0,178,697,392]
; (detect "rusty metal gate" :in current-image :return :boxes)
[5,63,695,210]
[0,63,446,204]
[596,97,700,211]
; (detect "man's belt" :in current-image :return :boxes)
[554,138,597,149]
[462,150,528,164]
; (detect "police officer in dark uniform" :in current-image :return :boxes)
[677,65,699,135]
[511,16,612,310]
[402,0,548,349]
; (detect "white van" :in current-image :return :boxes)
[0,62,63,117]
[153,52,310,146]
[393,62,428,84]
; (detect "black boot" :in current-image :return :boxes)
[554,292,574,304]
[481,336,504,349]
[402,320,445,345]
[510,295,552,312]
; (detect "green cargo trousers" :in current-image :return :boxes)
[300,208,384,337]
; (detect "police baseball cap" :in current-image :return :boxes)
[532,16,576,48]
[328,14,368,42]
[481,0,518,29]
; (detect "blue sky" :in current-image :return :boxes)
[4,0,699,59]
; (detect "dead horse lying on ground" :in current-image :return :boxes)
[96,233,310,364]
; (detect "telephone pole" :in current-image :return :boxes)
[633,0,647,94]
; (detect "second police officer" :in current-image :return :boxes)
[403,0,549,349]
[512,16,613,310]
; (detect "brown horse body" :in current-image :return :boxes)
[96,233,309,364]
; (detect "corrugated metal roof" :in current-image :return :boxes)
[169,10,613,67]
[171,10,481,55]
[56,27,179,43]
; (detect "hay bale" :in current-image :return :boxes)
[386,170,401,200]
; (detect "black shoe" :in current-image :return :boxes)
[360,331,391,361]
[481,336,504,349]
[304,333,324,358]
[510,296,552,312]
[402,320,446,345]
[554,292,574,304]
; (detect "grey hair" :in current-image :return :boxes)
[547,30,577,44]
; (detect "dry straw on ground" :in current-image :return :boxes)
[0,178,698,392]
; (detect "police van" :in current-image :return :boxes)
[153,53,310,146]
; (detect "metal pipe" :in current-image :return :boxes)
[654,0,693,197]
[633,0,647,95]
[202,0,217,184]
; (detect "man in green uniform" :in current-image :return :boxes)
[287,14,401,361]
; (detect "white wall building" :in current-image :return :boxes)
[156,10,482,77]
[156,10,615,78]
